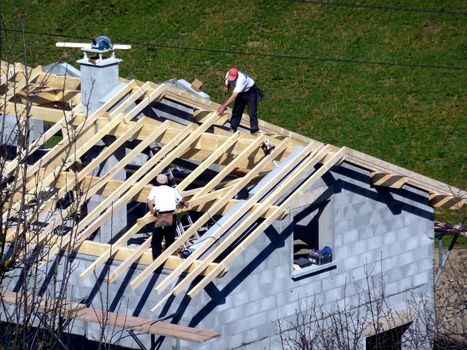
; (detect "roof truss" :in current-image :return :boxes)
[1,63,465,320]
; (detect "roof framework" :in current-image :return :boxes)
[1,62,465,336]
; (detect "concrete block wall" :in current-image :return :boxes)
[58,160,434,350]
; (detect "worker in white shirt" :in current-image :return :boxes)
[217,67,261,135]
[147,173,188,259]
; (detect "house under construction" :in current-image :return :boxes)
[0,44,465,350]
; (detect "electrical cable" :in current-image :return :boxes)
[3,28,466,71]
[299,1,467,16]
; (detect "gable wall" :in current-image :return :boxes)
[175,161,434,350]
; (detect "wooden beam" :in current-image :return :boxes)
[371,172,408,189]
[77,241,225,277]
[187,146,345,299]
[344,148,467,205]
[37,72,81,90]
[176,132,241,191]
[4,102,81,123]
[54,174,277,217]
[0,291,220,342]
[0,65,42,106]
[429,194,465,210]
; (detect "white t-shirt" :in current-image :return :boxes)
[225,71,255,94]
[147,185,182,212]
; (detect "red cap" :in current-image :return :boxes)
[227,67,239,81]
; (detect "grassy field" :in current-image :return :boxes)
[2,1,466,221]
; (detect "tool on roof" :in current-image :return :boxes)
[261,140,278,167]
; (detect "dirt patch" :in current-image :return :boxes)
[434,248,466,347]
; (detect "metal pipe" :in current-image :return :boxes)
[434,234,458,286]
[126,329,147,350]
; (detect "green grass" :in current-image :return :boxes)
[440,235,467,249]
[2,1,466,223]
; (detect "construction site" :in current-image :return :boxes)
[0,40,465,350]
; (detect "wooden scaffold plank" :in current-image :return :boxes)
[0,291,220,343]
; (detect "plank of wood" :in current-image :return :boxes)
[345,149,467,202]
[0,291,220,342]
[77,241,225,276]
[176,132,241,191]
[129,138,289,291]
[371,172,408,189]
[0,65,42,106]
[191,134,265,200]
[36,72,81,90]
[187,147,345,298]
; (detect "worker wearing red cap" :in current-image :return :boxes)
[217,67,261,134]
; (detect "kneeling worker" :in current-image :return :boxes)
[147,173,189,259]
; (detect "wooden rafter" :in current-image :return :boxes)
[371,172,408,189]
[129,138,290,291]
[186,147,346,300]
[3,79,139,221]
[429,194,465,210]
[79,112,226,281]
[154,141,324,297]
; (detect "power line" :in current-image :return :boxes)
[4,28,467,71]
[299,1,467,16]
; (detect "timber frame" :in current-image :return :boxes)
[1,61,465,340]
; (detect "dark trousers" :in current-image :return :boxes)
[230,84,259,134]
[151,219,176,259]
